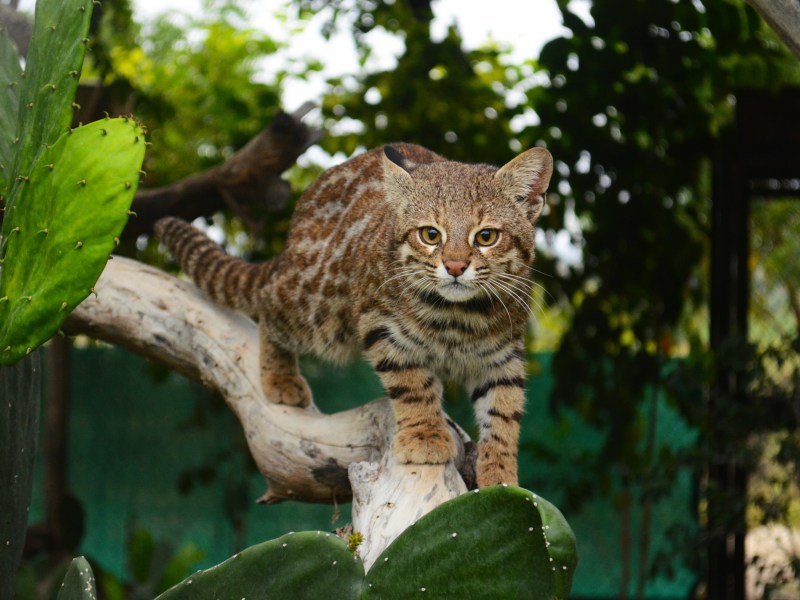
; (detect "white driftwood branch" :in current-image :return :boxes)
[65,256,473,563]
[747,0,800,59]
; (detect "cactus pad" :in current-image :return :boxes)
[156,531,365,600]
[57,557,97,600]
[0,27,21,195]
[0,119,145,364]
[365,485,577,600]
[6,0,93,206]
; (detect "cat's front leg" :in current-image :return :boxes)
[388,368,456,465]
[364,333,455,464]
[469,356,526,486]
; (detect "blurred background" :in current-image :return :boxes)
[3,0,799,597]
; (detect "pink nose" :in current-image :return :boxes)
[444,260,469,277]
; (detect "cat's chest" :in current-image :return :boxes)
[390,310,512,380]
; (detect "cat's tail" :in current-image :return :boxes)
[154,217,269,315]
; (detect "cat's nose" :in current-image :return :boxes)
[444,259,469,277]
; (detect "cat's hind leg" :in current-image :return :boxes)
[258,320,312,407]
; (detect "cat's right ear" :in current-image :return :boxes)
[381,146,414,205]
[494,147,553,221]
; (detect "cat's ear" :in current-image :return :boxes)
[494,147,553,220]
[381,145,414,205]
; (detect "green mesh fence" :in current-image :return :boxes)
[29,347,698,598]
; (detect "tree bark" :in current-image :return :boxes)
[64,256,473,565]
[123,102,324,239]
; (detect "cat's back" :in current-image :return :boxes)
[286,143,444,245]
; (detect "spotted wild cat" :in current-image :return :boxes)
[155,143,552,486]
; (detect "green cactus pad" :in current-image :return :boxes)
[0,353,41,600]
[0,119,145,364]
[0,27,21,195]
[156,531,365,600]
[536,493,578,599]
[5,0,93,210]
[56,557,97,600]
[365,486,577,600]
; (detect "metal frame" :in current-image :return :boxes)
[708,88,800,600]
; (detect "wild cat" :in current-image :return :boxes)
[155,143,552,486]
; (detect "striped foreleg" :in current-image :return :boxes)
[363,327,455,464]
[470,360,526,486]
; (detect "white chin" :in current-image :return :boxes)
[436,282,479,302]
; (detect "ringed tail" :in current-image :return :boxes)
[154,217,269,314]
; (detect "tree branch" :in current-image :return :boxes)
[64,257,473,564]
[123,103,324,239]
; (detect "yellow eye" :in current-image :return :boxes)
[419,227,441,245]
[475,228,499,247]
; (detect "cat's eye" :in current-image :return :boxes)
[475,228,499,247]
[419,227,441,245]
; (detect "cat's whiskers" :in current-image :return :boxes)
[495,274,548,316]
[376,267,421,292]
[496,271,553,301]
[476,280,514,334]
[488,278,534,318]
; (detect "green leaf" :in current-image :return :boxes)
[366,486,578,600]
[156,532,365,600]
[0,27,21,196]
[57,557,97,600]
[0,118,145,364]
[0,352,41,600]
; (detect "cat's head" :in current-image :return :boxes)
[381,145,552,303]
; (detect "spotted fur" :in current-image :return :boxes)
[155,143,553,486]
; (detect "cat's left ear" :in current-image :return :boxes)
[381,145,414,208]
[494,147,553,220]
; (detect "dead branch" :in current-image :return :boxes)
[123,103,324,239]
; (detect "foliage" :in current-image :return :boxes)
[98,0,283,187]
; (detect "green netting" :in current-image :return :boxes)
[30,347,697,597]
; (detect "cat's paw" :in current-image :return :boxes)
[393,427,456,464]
[262,373,312,407]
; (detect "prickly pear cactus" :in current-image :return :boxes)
[0,0,144,365]
[155,531,365,600]
[0,351,41,600]
[0,28,21,194]
[57,557,97,600]
[2,0,93,199]
[365,485,577,599]
[0,118,145,364]
[153,487,576,600]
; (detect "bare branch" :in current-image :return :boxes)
[123,107,324,239]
